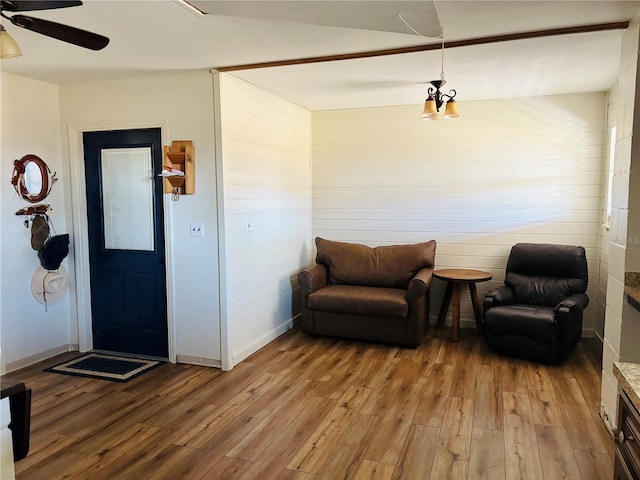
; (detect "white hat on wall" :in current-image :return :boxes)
[31,265,68,307]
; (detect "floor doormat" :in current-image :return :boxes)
[44,353,164,382]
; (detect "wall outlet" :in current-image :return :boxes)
[190,221,204,237]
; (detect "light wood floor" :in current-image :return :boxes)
[8,326,614,480]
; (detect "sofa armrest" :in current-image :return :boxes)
[297,264,328,295]
[483,285,515,312]
[407,267,433,347]
[555,293,589,313]
[408,268,433,302]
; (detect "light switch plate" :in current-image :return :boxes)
[190,221,204,237]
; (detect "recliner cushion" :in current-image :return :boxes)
[506,274,580,307]
[308,285,408,318]
[506,243,588,282]
[484,304,557,345]
[504,243,588,307]
[315,237,436,288]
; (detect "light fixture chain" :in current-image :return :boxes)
[440,30,445,82]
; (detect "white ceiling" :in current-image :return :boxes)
[1,0,639,111]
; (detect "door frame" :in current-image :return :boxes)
[66,119,176,362]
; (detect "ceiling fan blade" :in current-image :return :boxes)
[1,1,82,12]
[10,14,109,50]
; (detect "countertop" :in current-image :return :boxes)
[624,272,640,307]
[614,361,640,412]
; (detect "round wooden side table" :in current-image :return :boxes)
[433,268,492,342]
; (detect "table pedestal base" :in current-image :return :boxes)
[434,271,489,342]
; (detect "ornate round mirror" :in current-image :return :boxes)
[11,155,57,203]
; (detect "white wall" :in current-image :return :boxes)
[628,71,640,271]
[312,93,605,331]
[59,72,221,365]
[218,74,312,368]
[601,17,640,431]
[1,73,72,373]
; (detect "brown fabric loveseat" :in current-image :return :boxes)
[297,238,436,347]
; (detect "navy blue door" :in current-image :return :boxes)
[83,128,168,358]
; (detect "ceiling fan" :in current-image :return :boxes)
[0,0,109,53]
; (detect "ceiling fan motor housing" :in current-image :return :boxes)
[0,0,109,51]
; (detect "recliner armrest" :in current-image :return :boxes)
[408,268,433,302]
[297,264,328,294]
[555,293,589,313]
[483,285,515,312]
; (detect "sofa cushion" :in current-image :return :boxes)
[308,285,408,318]
[315,237,436,288]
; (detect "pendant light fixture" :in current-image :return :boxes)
[0,24,22,58]
[422,33,459,120]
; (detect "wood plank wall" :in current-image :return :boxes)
[219,74,312,367]
[311,93,606,333]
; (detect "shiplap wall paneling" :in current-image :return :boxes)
[220,74,312,367]
[311,93,605,333]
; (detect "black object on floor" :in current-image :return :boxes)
[44,353,163,383]
[1,380,31,461]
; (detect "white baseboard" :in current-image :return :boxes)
[451,319,479,330]
[230,317,297,369]
[176,355,221,368]
[591,331,604,349]
[600,403,616,436]
[581,329,595,339]
[5,344,79,374]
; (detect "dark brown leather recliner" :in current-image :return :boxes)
[483,243,589,363]
[298,237,436,347]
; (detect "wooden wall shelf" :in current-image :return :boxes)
[162,140,195,195]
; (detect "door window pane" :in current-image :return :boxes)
[101,147,155,251]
